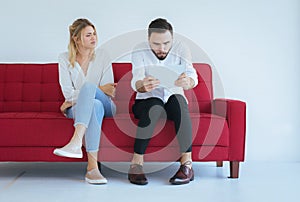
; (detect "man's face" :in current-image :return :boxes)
[148,31,173,60]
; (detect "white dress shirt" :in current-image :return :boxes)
[131,40,198,103]
[58,48,114,102]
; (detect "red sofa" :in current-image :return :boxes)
[0,63,246,178]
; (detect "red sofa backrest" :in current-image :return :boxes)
[187,63,213,113]
[112,63,213,114]
[0,63,213,114]
[0,64,64,113]
[112,63,136,114]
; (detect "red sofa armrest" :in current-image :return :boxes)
[213,98,246,161]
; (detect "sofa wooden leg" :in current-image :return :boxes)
[229,161,239,178]
[216,161,223,167]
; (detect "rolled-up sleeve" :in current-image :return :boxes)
[180,43,198,87]
[58,53,78,102]
[96,49,114,86]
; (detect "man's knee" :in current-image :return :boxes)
[170,94,187,105]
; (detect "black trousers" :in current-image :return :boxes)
[132,94,192,154]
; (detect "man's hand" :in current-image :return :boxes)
[136,76,160,93]
[175,73,195,90]
[99,83,117,97]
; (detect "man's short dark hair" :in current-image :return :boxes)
[148,18,173,37]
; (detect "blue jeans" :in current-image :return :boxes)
[66,82,116,152]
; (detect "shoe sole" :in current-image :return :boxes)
[129,180,148,185]
[128,176,148,185]
[169,175,194,185]
[85,177,108,184]
[53,149,83,158]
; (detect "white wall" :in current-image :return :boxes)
[1,0,299,162]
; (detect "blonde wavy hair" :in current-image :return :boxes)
[68,18,97,67]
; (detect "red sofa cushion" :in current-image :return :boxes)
[100,112,229,148]
[0,64,64,113]
[0,112,74,147]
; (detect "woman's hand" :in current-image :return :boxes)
[99,83,117,97]
[175,73,195,90]
[60,101,74,115]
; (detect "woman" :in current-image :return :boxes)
[53,18,116,185]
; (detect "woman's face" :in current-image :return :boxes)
[76,25,97,50]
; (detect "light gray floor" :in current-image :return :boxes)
[0,161,299,202]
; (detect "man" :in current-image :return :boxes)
[128,18,198,185]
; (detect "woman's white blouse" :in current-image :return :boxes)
[58,48,114,102]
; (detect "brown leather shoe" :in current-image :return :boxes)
[169,162,194,185]
[128,164,148,185]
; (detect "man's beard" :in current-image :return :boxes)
[152,50,169,60]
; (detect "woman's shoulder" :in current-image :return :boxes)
[58,52,71,69]
[94,48,111,64]
[58,52,69,65]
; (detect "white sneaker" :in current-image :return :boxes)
[85,168,108,184]
[53,143,83,158]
